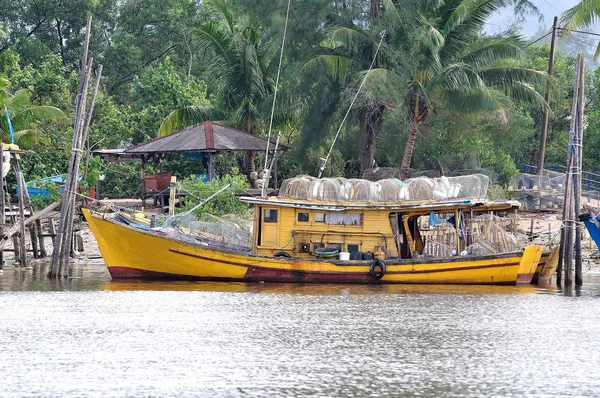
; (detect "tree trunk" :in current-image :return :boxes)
[400,89,429,180]
[359,104,385,177]
[400,118,420,180]
[370,0,381,19]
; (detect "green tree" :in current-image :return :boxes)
[385,0,547,179]
[0,78,69,145]
[160,1,299,187]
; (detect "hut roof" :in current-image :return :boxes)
[124,121,289,155]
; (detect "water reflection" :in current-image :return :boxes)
[3,263,600,397]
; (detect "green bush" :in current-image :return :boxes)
[179,171,250,217]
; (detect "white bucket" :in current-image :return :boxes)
[339,252,350,261]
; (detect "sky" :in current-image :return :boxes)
[489,0,581,38]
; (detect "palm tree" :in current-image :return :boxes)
[561,0,600,58]
[385,0,547,179]
[0,79,69,145]
[160,1,297,187]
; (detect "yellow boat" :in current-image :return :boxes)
[83,195,550,285]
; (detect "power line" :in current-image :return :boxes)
[540,0,561,14]
[525,30,552,49]
[558,28,600,38]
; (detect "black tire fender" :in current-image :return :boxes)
[369,258,386,280]
[274,251,292,258]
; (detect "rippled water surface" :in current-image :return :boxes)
[2,265,600,397]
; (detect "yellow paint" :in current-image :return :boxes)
[83,208,545,285]
[537,246,560,284]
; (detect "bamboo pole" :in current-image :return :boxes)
[60,64,103,274]
[50,18,94,278]
[14,161,27,267]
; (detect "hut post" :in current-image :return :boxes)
[168,176,177,216]
[140,156,147,207]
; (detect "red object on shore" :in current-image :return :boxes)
[144,173,172,191]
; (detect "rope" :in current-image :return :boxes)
[318,31,386,178]
[262,0,292,197]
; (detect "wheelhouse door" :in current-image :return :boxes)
[259,207,280,248]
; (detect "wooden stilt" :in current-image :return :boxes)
[36,219,47,257]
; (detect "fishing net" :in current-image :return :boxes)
[420,212,524,258]
[348,179,379,201]
[162,211,253,252]
[510,171,567,210]
[278,175,315,199]
[278,174,490,202]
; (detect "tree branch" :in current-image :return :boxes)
[0,17,47,53]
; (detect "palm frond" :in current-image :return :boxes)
[205,0,235,33]
[460,38,523,69]
[560,0,600,32]
[302,55,356,82]
[10,106,69,130]
[158,106,224,137]
[327,27,373,57]
[479,67,547,88]
[195,21,233,65]
[502,82,548,110]
[443,86,512,114]
[9,89,32,111]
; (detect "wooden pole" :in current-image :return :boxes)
[168,176,177,216]
[60,63,103,273]
[536,16,558,181]
[14,159,27,267]
[575,53,585,286]
[0,144,4,269]
[0,202,58,251]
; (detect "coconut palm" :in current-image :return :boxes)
[304,0,546,179]
[386,0,547,179]
[561,0,600,58]
[0,79,69,145]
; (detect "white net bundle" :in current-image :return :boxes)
[278,174,489,202]
[403,174,489,201]
[308,178,342,201]
[165,212,252,252]
[348,179,379,201]
[378,178,408,201]
[278,175,315,199]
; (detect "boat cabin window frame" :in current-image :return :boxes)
[314,213,325,223]
[297,212,309,222]
[264,208,278,223]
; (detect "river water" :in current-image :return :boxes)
[2,265,600,397]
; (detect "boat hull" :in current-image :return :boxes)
[83,209,543,285]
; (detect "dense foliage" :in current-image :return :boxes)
[0,0,598,202]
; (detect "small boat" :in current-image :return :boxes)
[83,176,552,285]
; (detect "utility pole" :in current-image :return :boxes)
[536,16,559,180]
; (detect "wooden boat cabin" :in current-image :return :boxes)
[240,196,522,260]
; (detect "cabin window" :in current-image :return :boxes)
[330,243,343,251]
[325,213,362,226]
[298,212,309,222]
[313,243,324,252]
[315,213,325,222]
[347,244,359,253]
[264,209,278,223]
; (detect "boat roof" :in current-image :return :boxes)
[239,196,521,212]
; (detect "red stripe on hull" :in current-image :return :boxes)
[517,273,535,284]
[108,265,515,285]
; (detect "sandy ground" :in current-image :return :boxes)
[2,210,599,274]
